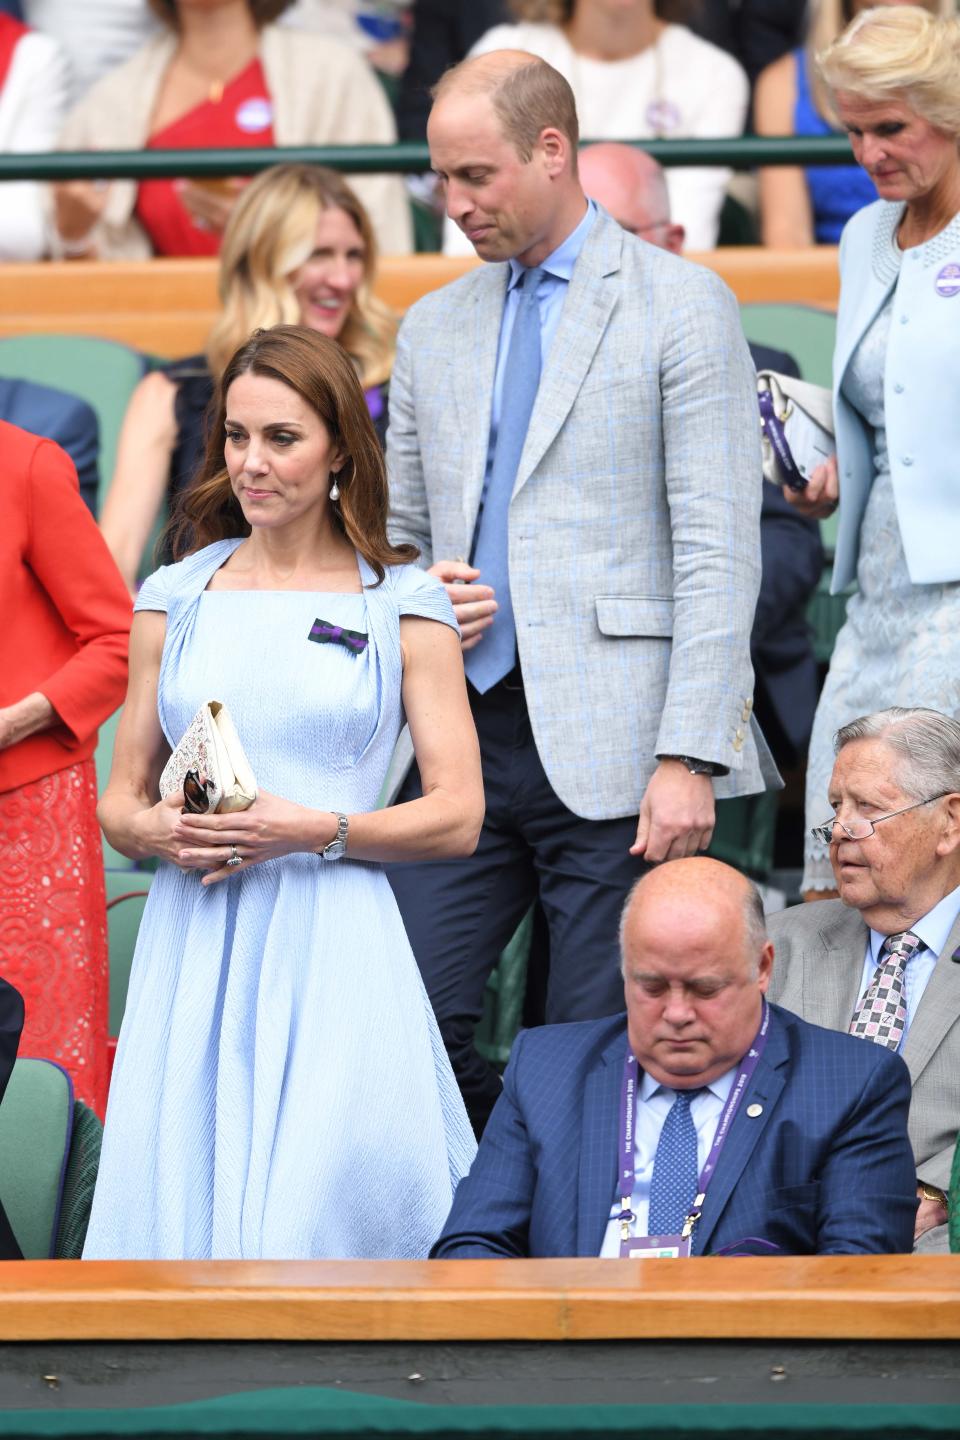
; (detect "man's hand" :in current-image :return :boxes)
[782,454,839,520]
[631,759,715,862]
[427,559,497,652]
[915,1187,948,1240]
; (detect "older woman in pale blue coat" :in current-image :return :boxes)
[785,7,960,892]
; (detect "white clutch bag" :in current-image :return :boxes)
[758,370,835,491]
[159,701,257,814]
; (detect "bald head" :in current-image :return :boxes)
[620,859,773,1088]
[579,142,685,253]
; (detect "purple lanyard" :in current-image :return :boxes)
[616,1002,770,1241]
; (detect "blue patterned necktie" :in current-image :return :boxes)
[648,1088,702,1237]
[464,266,545,694]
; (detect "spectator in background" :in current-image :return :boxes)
[398,0,508,138]
[0,422,131,1117]
[442,0,749,254]
[0,376,100,514]
[22,1,160,105]
[693,0,806,88]
[755,0,952,247]
[785,6,960,895]
[578,141,823,772]
[51,0,412,262]
[100,163,396,593]
[0,11,69,259]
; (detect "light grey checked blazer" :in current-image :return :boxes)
[387,208,778,820]
[768,899,960,1248]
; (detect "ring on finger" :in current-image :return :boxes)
[226,844,243,869]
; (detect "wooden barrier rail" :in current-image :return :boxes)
[0,1256,955,1343]
[0,249,839,360]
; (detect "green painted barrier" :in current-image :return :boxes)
[0,135,855,182]
[0,1392,956,1439]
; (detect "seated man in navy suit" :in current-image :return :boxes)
[433,858,917,1258]
[0,377,100,516]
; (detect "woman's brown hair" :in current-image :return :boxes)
[148,0,293,25]
[507,0,694,23]
[167,325,417,584]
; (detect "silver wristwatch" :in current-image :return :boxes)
[321,813,349,860]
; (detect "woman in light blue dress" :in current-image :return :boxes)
[87,325,481,1259]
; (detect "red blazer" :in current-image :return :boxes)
[0,420,131,794]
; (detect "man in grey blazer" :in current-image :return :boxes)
[385,51,776,1135]
[768,706,960,1253]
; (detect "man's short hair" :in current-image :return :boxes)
[835,706,960,801]
[432,54,579,167]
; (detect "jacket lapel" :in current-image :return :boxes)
[806,906,868,1031]
[576,1028,627,1256]
[691,1009,790,1256]
[513,211,622,497]
[454,265,509,548]
[902,909,960,1079]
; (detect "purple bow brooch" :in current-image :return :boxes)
[308,618,368,655]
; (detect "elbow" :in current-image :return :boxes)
[443,792,485,858]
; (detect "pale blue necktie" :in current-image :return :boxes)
[464,266,545,694]
[647,1089,702,1236]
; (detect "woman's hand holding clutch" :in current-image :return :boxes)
[175,789,339,885]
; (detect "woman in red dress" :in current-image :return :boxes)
[52,0,411,259]
[0,423,131,1115]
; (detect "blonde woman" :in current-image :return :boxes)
[783,6,960,892]
[101,163,396,593]
[755,0,953,247]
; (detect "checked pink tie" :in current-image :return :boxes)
[848,930,925,1050]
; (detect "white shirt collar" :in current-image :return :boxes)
[868,881,960,965]
[639,1064,738,1106]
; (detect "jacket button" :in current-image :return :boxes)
[900,314,909,324]
[893,383,904,394]
[902,456,914,467]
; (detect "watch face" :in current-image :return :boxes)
[323,840,346,859]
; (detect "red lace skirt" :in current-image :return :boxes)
[0,760,108,1115]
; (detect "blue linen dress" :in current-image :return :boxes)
[84,539,476,1259]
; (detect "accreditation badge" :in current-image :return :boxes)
[620,1234,691,1258]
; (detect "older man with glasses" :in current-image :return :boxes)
[768,705,960,1253]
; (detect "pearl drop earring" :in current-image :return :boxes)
[329,474,341,501]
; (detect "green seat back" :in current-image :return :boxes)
[476,908,534,1069]
[55,1101,103,1260]
[0,1058,73,1259]
[739,302,837,388]
[105,871,152,1035]
[0,334,146,513]
[708,791,779,881]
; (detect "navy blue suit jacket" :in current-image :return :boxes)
[0,379,100,517]
[748,343,823,767]
[432,1005,917,1258]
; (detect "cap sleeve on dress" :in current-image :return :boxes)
[393,564,459,634]
[134,566,171,614]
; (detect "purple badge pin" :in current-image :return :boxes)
[935,263,960,298]
[645,98,681,133]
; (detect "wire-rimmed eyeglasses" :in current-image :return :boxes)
[810,792,950,846]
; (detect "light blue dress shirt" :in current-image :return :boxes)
[599,1067,736,1256]
[479,200,597,511]
[858,882,960,1044]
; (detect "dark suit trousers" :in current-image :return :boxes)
[385,669,642,1135]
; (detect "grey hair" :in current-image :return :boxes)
[834,707,960,800]
[618,868,768,979]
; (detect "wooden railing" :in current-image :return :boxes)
[0,1256,954,1342]
[0,249,839,361]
